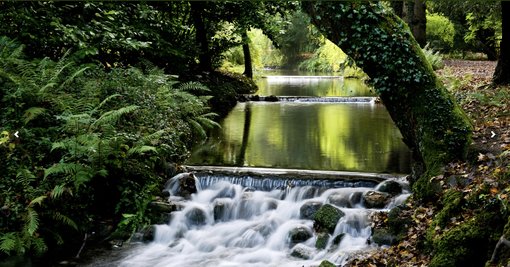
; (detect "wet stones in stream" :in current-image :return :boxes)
[185,207,208,226]
[290,244,315,259]
[375,180,403,196]
[300,201,323,220]
[288,225,313,246]
[362,191,391,209]
[313,204,345,234]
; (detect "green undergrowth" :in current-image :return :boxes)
[0,37,217,260]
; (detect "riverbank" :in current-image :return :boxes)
[346,60,510,266]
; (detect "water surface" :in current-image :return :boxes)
[188,102,410,173]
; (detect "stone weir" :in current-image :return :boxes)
[184,166,405,191]
[238,95,378,103]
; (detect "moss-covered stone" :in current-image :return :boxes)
[387,205,412,241]
[313,204,345,234]
[316,233,330,249]
[429,211,504,267]
[372,228,397,246]
[319,260,336,267]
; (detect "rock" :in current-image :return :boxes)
[300,201,323,220]
[185,207,207,226]
[313,204,345,234]
[371,228,397,246]
[163,172,198,199]
[327,193,352,208]
[332,233,345,245]
[290,244,314,259]
[316,232,330,249]
[213,199,232,222]
[319,260,337,267]
[140,225,155,242]
[288,225,313,246]
[376,180,403,196]
[148,201,181,213]
[265,95,279,102]
[362,191,391,209]
[349,191,363,206]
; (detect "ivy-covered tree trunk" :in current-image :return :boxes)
[493,1,510,85]
[303,2,472,199]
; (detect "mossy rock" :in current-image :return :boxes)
[319,260,336,267]
[313,204,345,234]
[316,232,330,249]
[300,201,323,220]
[387,205,411,240]
[429,211,504,267]
[371,228,397,246]
[290,244,314,260]
[288,226,313,246]
[376,180,403,196]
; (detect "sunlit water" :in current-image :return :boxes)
[255,72,373,97]
[188,102,411,173]
[86,175,409,267]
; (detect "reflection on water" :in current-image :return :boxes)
[188,102,411,173]
[256,76,373,97]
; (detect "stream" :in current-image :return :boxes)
[84,74,411,266]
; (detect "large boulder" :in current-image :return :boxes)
[376,180,403,196]
[163,172,198,199]
[300,201,323,220]
[362,191,391,209]
[288,225,313,246]
[313,204,345,234]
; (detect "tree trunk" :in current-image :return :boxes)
[391,1,404,18]
[403,0,415,27]
[412,0,426,47]
[493,1,510,85]
[190,1,212,71]
[303,2,473,200]
[242,31,253,79]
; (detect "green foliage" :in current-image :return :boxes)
[422,44,445,70]
[0,37,216,258]
[426,13,455,52]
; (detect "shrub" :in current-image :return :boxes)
[426,13,455,52]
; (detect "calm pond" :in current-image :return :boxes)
[188,75,410,174]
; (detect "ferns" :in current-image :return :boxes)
[1,37,219,258]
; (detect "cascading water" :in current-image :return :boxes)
[100,173,409,267]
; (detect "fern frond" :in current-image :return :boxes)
[31,237,48,256]
[25,208,39,236]
[0,232,17,255]
[177,81,210,93]
[188,119,207,139]
[50,184,67,199]
[16,169,36,182]
[23,107,47,125]
[29,196,47,207]
[44,162,81,179]
[60,66,88,89]
[92,94,122,114]
[127,145,157,156]
[196,116,221,129]
[52,212,78,231]
[74,169,94,189]
[92,105,139,128]
[142,129,166,143]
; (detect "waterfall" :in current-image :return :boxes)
[110,175,409,267]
